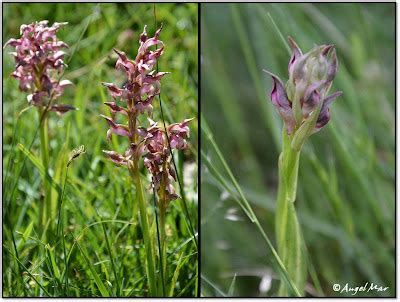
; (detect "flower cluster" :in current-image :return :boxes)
[102,25,193,202]
[264,37,342,135]
[4,20,75,115]
[102,25,168,116]
[141,118,193,202]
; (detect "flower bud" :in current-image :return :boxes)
[264,36,341,136]
[263,70,295,134]
[314,91,342,131]
[287,37,302,75]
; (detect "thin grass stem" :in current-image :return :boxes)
[4,111,23,198]
[4,246,51,296]
[56,166,69,295]
[264,9,291,55]
[151,186,166,296]
[230,3,280,147]
[202,116,301,297]
[8,218,27,296]
[100,218,120,296]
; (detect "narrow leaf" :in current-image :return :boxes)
[22,221,34,242]
[73,235,110,297]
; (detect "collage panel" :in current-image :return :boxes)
[3,2,198,298]
[200,2,395,298]
[1,1,397,300]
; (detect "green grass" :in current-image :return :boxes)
[200,3,394,297]
[3,3,198,297]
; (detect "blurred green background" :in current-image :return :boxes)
[201,3,394,297]
[3,3,198,297]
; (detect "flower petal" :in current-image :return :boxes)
[288,36,303,74]
[102,82,123,99]
[51,104,76,115]
[302,80,327,116]
[135,101,153,115]
[315,91,342,129]
[169,166,177,181]
[102,150,128,166]
[3,38,20,48]
[113,48,136,76]
[137,127,148,137]
[59,79,73,87]
[27,91,47,106]
[135,25,164,71]
[100,114,131,139]
[326,48,338,82]
[170,134,187,150]
[104,102,128,115]
[263,69,296,134]
[291,51,312,82]
[140,25,148,42]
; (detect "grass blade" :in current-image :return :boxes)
[230,3,280,147]
[72,234,110,297]
[227,273,237,296]
[4,245,51,296]
[99,214,120,296]
[201,274,227,297]
[201,116,301,297]
[168,249,186,297]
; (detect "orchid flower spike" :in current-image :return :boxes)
[264,36,342,139]
[101,25,194,204]
[4,20,75,115]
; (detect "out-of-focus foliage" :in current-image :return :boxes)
[3,3,198,297]
[201,3,394,297]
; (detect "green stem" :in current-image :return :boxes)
[62,219,69,296]
[292,88,302,126]
[276,128,306,296]
[159,205,167,294]
[39,110,51,229]
[130,166,157,296]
